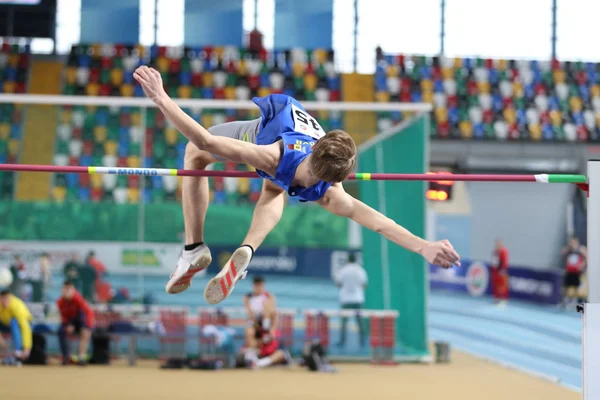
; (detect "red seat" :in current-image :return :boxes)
[89,68,100,83]
[438,121,450,138]
[483,110,494,124]
[158,46,168,57]
[117,157,128,167]
[577,125,588,141]
[128,175,140,188]
[250,191,261,203]
[170,59,181,74]
[225,161,236,171]
[68,156,80,166]
[99,84,111,96]
[145,140,153,155]
[191,73,203,87]
[447,95,458,108]
[329,90,340,101]
[214,88,225,99]
[101,56,112,70]
[214,177,224,191]
[248,75,260,91]
[120,113,130,127]
[91,188,103,202]
[155,113,166,129]
[83,141,93,156]
[80,174,90,188]
[72,127,83,139]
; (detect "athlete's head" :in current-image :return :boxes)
[310,130,357,183]
[62,280,76,300]
[252,275,265,295]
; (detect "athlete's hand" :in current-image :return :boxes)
[133,66,167,104]
[66,325,75,335]
[420,239,460,269]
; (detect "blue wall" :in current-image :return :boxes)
[81,0,139,44]
[185,0,243,47]
[274,0,333,49]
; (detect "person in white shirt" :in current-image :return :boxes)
[334,253,367,347]
[28,253,51,303]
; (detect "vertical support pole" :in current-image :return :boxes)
[588,160,600,303]
[352,0,358,73]
[551,0,557,59]
[253,0,258,30]
[440,0,445,55]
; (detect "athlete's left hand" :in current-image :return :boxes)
[420,239,461,269]
[133,66,166,104]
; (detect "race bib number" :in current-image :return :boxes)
[291,104,324,140]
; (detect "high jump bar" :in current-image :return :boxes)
[0,163,588,183]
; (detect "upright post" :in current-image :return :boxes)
[588,159,600,303]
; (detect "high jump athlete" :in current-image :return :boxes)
[133,66,461,304]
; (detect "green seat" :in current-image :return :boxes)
[108,126,119,141]
[153,142,166,159]
[226,74,238,86]
[165,159,177,169]
[117,175,128,188]
[84,114,96,131]
[57,140,69,155]
[553,125,565,141]
[467,96,478,107]
[304,91,316,101]
[113,57,123,69]
[181,58,191,72]
[168,86,178,98]
[192,88,202,98]
[543,71,553,87]
[152,189,165,203]
[92,155,103,166]
[514,98,525,109]
[67,188,78,201]
[64,85,76,95]
[130,143,141,156]
[484,123,494,138]
[100,70,110,84]
[293,77,303,90]
[82,127,94,141]
[0,140,7,154]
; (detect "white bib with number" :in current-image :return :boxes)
[291,104,325,140]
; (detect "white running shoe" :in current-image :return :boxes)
[204,246,251,304]
[166,245,212,294]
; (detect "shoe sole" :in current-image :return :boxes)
[204,248,251,304]
[165,252,212,294]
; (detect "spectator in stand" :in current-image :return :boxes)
[9,255,25,298]
[28,252,51,303]
[56,280,95,366]
[86,251,106,301]
[335,253,367,347]
[243,276,278,362]
[491,239,509,306]
[79,259,97,303]
[561,236,587,308]
[0,287,32,366]
[63,254,82,292]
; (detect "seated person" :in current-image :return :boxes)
[239,326,290,369]
[56,280,95,365]
[0,288,32,365]
[243,275,278,359]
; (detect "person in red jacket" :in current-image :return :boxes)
[491,239,509,306]
[56,280,95,365]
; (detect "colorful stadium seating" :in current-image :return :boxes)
[0,43,29,199]
[54,44,342,204]
[375,54,600,142]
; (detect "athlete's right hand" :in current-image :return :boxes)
[133,66,166,104]
[419,239,461,269]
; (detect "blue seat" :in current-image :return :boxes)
[6,68,16,81]
[573,112,584,126]
[203,59,213,72]
[66,173,79,188]
[283,88,296,97]
[214,190,226,204]
[201,88,214,99]
[149,45,159,59]
[448,108,460,125]
[10,125,21,139]
[80,155,92,166]
[95,109,109,126]
[260,74,270,88]
[134,85,145,97]
[179,72,192,86]
[473,123,485,139]
[250,178,262,192]
[542,123,554,140]
[463,58,472,69]
[579,85,590,102]
[488,68,499,85]
[411,92,422,102]
[548,96,560,110]
[78,188,90,201]
[524,84,535,99]
[143,156,153,168]
[143,188,152,203]
[516,109,527,125]
[118,142,129,158]
[151,175,162,189]
[434,79,444,93]
[0,154,6,163]
[123,72,134,84]
[78,54,91,68]
[327,76,340,90]
[492,94,503,112]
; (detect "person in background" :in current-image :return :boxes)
[9,254,25,298]
[0,287,32,366]
[56,280,95,366]
[243,276,278,363]
[561,236,587,308]
[28,252,51,303]
[86,251,107,301]
[63,254,82,292]
[491,239,509,306]
[335,253,367,347]
[78,257,97,303]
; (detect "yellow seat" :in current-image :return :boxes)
[52,186,67,203]
[86,83,100,96]
[497,59,507,70]
[441,67,453,80]
[127,156,140,168]
[569,96,583,112]
[91,174,103,189]
[203,72,214,87]
[208,188,215,203]
[201,114,213,128]
[178,86,192,99]
[60,109,72,124]
[86,105,97,115]
[121,84,134,97]
[127,188,140,203]
[110,69,124,86]
[459,120,472,138]
[8,139,19,156]
[130,112,141,126]
[313,49,326,65]
[104,140,117,156]
[304,74,317,91]
[65,67,77,84]
[214,47,225,61]
[157,56,170,73]
[249,109,260,119]
[94,126,107,143]
[224,87,236,100]
[238,178,250,195]
[237,60,248,76]
[165,127,178,145]
[513,82,524,98]
[591,85,600,97]
[453,58,463,69]
[177,176,183,189]
[422,90,434,104]
[316,110,329,120]
[8,54,19,68]
[3,81,15,93]
[386,65,399,77]
[550,110,562,126]
[420,79,433,92]
[375,91,390,102]
[258,87,271,98]
[292,62,305,78]
[529,123,542,141]
[135,44,146,57]
[503,108,516,124]
[0,122,10,139]
[434,107,448,123]
[477,81,491,94]
[91,44,102,56]
[553,70,566,84]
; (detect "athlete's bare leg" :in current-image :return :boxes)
[204,181,286,304]
[242,180,286,249]
[165,143,216,294]
[182,142,217,244]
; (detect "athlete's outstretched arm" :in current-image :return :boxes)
[319,184,460,268]
[134,66,277,174]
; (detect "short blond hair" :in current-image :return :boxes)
[310,130,357,183]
